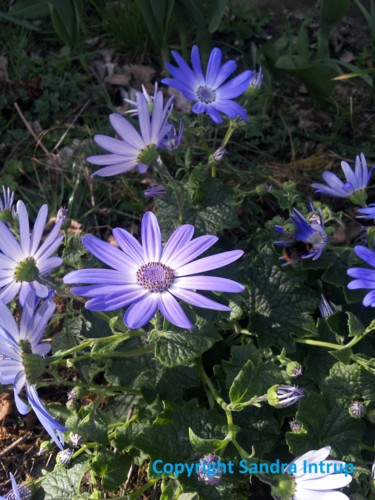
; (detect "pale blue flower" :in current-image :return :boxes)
[275,208,327,264]
[0,472,31,500]
[347,245,375,306]
[357,204,375,219]
[144,184,166,199]
[0,291,66,449]
[286,446,352,500]
[64,212,244,330]
[162,45,253,124]
[87,90,174,177]
[0,186,15,222]
[0,200,63,306]
[267,384,304,408]
[312,153,373,203]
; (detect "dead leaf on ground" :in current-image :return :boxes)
[0,390,13,422]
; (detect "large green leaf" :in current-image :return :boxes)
[39,459,90,499]
[155,327,221,367]
[243,249,320,350]
[286,392,365,457]
[132,401,226,468]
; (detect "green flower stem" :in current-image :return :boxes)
[72,442,98,459]
[294,320,375,351]
[126,479,159,498]
[197,361,252,459]
[197,360,228,412]
[53,343,155,365]
[210,120,237,177]
[294,338,341,350]
[48,331,147,364]
[361,443,375,452]
[44,371,141,396]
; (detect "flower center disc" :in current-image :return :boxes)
[196,85,216,104]
[136,262,174,293]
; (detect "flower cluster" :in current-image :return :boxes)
[312,152,372,205]
[162,45,254,124]
[0,291,66,449]
[285,446,352,500]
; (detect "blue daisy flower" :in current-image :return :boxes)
[0,291,66,449]
[162,45,253,124]
[0,472,31,500]
[87,90,174,177]
[275,208,328,264]
[312,153,373,205]
[347,245,375,306]
[0,200,63,306]
[64,211,244,330]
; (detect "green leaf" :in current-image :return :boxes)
[48,0,81,48]
[207,0,227,33]
[9,0,50,19]
[62,233,87,267]
[39,459,90,498]
[67,404,109,445]
[329,347,352,364]
[275,55,337,103]
[155,327,221,367]
[104,336,154,387]
[347,311,365,337]
[286,392,365,457]
[244,249,320,350]
[229,359,257,406]
[188,428,227,454]
[91,449,131,492]
[132,401,226,470]
[323,362,375,402]
[0,10,42,30]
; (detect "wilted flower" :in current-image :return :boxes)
[348,401,366,419]
[357,204,375,219]
[144,184,166,199]
[289,419,303,432]
[70,433,83,447]
[347,245,375,307]
[87,90,174,177]
[286,362,303,378]
[285,446,352,500]
[159,122,184,151]
[312,153,373,205]
[64,211,244,330]
[211,147,227,163]
[0,291,66,449]
[267,385,304,408]
[0,473,31,500]
[319,294,335,318]
[274,208,327,264]
[249,67,263,89]
[0,186,15,223]
[162,45,253,124]
[0,200,63,305]
[57,448,74,465]
[57,206,70,227]
[124,83,158,115]
[197,454,222,486]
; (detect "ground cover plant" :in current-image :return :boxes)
[1,0,375,498]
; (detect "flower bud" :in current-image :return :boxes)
[286,362,303,378]
[267,385,304,408]
[289,419,303,432]
[197,454,222,486]
[57,448,74,465]
[348,401,366,419]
